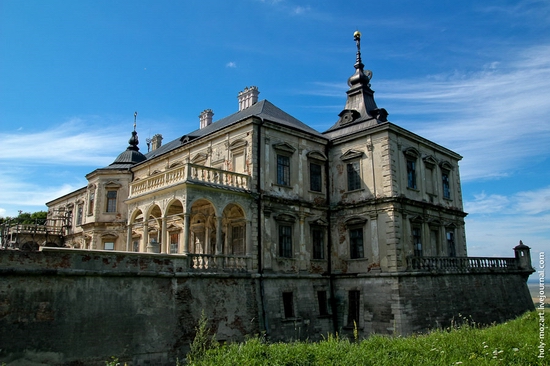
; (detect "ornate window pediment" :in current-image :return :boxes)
[409,214,424,223]
[344,216,367,226]
[423,155,437,168]
[275,213,296,223]
[340,149,364,162]
[101,232,119,239]
[191,152,208,164]
[104,181,122,189]
[229,139,247,151]
[273,142,296,155]
[439,160,454,171]
[307,150,327,162]
[309,218,328,226]
[403,147,420,159]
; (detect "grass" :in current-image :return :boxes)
[187,311,545,366]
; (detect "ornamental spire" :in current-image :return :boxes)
[128,111,140,151]
[348,31,372,87]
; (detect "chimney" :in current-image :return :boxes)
[151,134,163,151]
[238,86,260,111]
[199,109,214,129]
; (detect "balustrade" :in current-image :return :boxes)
[408,256,519,272]
[129,163,251,197]
[187,253,249,272]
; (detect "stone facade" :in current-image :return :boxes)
[0,32,534,365]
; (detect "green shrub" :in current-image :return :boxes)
[186,310,219,363]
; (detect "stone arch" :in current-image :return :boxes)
[222,203,247,255]
[189,199,216,254]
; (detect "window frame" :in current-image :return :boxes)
[309,161,323,192]
[346,161,362,191]
[106,190,117,213]
[442,169,451,199]
[311,227,325,260]
[104,241,114,250]
[76,204,83,226]
[412,226,422,257]
[406,159,417,189]
[276,154,291,186]
[349,226,365,259]
[447,230,456,257]
[88,191,95,215]
[278,224,293,258]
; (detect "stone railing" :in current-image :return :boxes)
[6,225,64,236]
[407,256,518,272]
[187,253,250,272]
[129,163,251,197]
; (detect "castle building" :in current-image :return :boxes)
[41,32,533,342]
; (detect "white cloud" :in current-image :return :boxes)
[304,44,550,182]
[226,61,237,68]
[465,186,550,216]
[292,6,310,15]
[0,117,129,167]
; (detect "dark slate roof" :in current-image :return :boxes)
[142,99,325,162]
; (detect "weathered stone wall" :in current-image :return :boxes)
[0,250,260,366]
[0,249,535,365]
[395,272,535,335]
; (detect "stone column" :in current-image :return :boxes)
[142,221,149,253]
[161,217,167,253]
[216,216,223,255]
[182,213,190,254]
[126,223,132,252]
[245,220,252,256]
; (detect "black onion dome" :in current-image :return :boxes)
[110,130,147,166]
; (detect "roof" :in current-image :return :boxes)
[141,99,325,162]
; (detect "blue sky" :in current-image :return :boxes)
[1,0,549,265]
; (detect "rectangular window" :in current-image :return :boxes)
[407,159,417,189]
[317,290,329,316]
[447,231,456,257]
[231,225,245,255]
[76,205,83,226]
[279,225,292,258]
[442,171,451,199]
[347,290,360,326]
[347,162,361,191]
[310,162,322,192]
[88,192,95,215]
[413,227,422,257]
[282,292,294,318]
[170,233,179,254]
[349,227,364,259]
[312,228,324,259]
[133,240,140,252]
[277,155,290,186]
[106,191,117,213]
[104,242,114,250]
